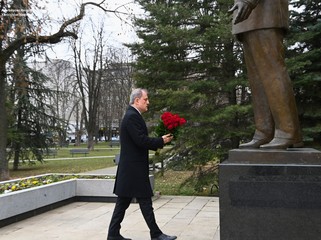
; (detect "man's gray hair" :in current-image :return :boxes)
[129,88,148,104]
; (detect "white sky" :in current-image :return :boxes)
[37,0,144,60]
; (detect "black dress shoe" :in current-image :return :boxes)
[107,235,131,240]
[151,233,177,240]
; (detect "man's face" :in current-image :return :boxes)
[135,90,149,113]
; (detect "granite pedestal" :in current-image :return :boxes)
[219,148,321,240]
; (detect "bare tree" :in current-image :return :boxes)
[99,48,134,140]
[72,20,108,150]
[0,0,115,180]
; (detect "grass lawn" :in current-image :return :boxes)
[154,170,194,195]
[9,157,116,179]
[154,169,218,196]
[9,142,119,179]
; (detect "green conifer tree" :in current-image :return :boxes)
[286,0,321,147]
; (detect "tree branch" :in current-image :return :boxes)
[2,1,116,61]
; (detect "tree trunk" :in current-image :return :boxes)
[13,106,22,170]
[0,61,9,180]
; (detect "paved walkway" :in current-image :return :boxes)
[0,167,220,240]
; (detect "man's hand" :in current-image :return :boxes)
[162,134,173,144]
[228,1,256,25]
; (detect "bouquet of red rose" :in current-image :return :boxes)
[155,111,186,139]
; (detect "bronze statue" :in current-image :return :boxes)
[229,0,303,149]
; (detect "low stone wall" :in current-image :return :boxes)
[0,174,154,223]
[1,180,76,221]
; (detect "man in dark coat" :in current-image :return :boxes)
[229,0,303,149]
[107,88,177,240]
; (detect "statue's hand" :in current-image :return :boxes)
[228,1,255,25]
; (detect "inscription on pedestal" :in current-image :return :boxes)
[230,175,321,208]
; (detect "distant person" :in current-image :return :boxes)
[107,88,177,240]
[229,0,303,149]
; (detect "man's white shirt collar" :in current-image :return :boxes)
[131,105,141,115]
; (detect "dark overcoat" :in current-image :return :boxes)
[232,0,289,35]
[113,106,164,198]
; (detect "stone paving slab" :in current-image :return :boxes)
[0,196,220,240]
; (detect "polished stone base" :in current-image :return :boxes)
[219,148,321,240]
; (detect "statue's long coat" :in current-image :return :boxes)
[232,0,289,35]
